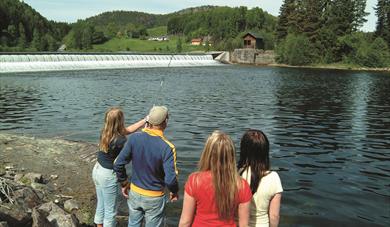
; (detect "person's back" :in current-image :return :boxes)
[185,171,251,227]
[126,128,178,196]
[238,129,283,227]
[241,168,282,226]
[114,106,179,227]
[179,131,252,227]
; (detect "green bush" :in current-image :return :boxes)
[276,34,315,65]
[338,33,390,67]
[358,37,390,67]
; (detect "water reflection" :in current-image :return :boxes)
[0,84,42,130]
[0,67,389,226]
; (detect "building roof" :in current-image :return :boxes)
[242,32,263,39]
[191,38,203,42]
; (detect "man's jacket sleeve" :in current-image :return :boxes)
[162,146,179,194]
[113,138,132,183]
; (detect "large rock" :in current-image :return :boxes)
[0,204,31,227]
[31,182,48,192]
[31,208,51,227]
[37,202,80,227]
[12,187,41,212]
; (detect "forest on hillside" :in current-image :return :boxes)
[167,6,277,50]
[63,5,277,51]
[274,0,390,67]
[0,0,389,68]
[0,0,70,51]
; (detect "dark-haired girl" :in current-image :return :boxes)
[238,129,283,227]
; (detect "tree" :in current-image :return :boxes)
[92,31,107,44]
[18,22,27,48]
[361,37,390,67]
[276,33,315,65]
[31,29,42,50]
[324,0,368,36]
[300,0,324,43]
[7,25,17,46]
[375,0,390,47]
[246,7,265,30]
[176,37,182,53]
[276,0,297,41]
[105,22,118,39]
[46,34,57,51]
[81,25,93,49]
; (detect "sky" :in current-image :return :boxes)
[23,0,378,32]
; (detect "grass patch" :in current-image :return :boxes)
[20,176,31,185]
[78,205,95,225]
[147,26,167,37]
[92,36,207,53]
[310,63,367,70]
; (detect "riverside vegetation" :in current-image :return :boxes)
[0,0,389,68]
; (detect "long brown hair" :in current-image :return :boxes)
[238,129,270,194]
[99,107,127,153]
[198,130,241,220]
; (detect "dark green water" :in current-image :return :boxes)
[0,66,389,226]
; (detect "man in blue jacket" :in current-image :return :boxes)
[113,106,179,227]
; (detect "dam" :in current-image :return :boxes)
[0,53,222,73]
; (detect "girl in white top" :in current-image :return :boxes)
[238,129,283,227]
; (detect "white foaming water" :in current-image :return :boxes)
[0,54,222,73]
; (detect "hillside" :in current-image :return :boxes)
[64,5,277,51]
[0,0,70,51]
[83,11,167,28]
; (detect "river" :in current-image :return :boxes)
[0,66,389,226]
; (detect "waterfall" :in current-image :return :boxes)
[0,54,222,73]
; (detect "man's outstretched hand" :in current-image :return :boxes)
[169,192,179,202]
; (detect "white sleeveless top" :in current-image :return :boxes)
[241,169,283,227]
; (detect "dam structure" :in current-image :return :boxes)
[0,53,222,73]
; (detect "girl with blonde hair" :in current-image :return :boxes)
[92,107,146,227]
[179,131,252,227]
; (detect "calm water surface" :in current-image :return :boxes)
[0,66,389,226]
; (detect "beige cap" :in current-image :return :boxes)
[148,106,168,125]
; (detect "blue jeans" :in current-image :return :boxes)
[127,189,167,227]
[92,162,119,227]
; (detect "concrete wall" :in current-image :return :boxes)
[214,51,230,63]
[255,50,276,65]
[231,49,275,65]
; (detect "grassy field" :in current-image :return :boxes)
[92,36,208,53]
[147,26,167,37]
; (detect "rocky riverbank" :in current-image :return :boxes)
[0,133,128,227]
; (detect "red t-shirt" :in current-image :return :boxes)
[184,171,252,227]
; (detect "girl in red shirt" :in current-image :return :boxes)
[179,131,252,227]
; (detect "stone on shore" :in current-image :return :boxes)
[1,133,100,226]
[23,173,43,184]
[31,208,51,227]
[37,202,80,227]
[0,204,31,227]
[12,187,42,212]
[64,199,80,213]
